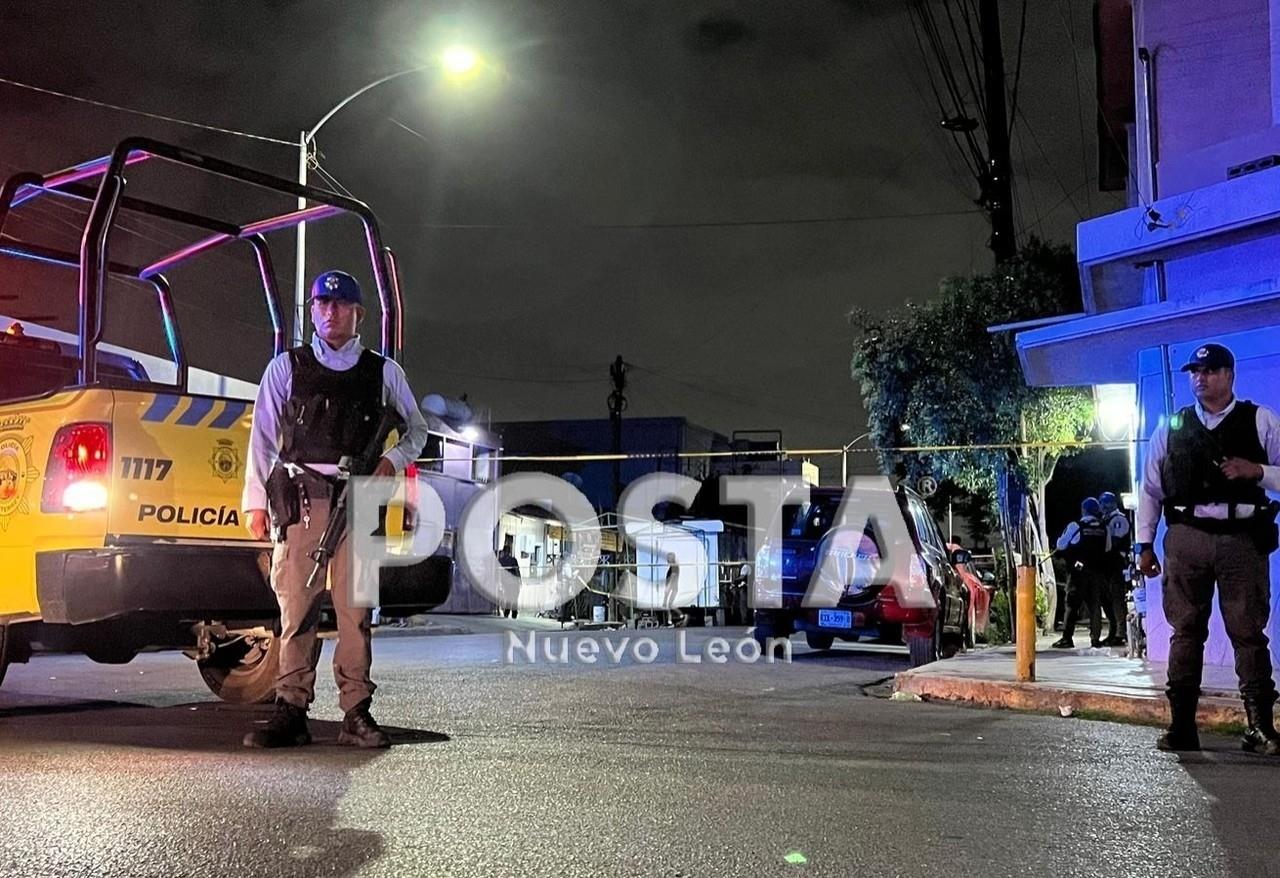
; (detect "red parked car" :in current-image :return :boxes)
[948,543,996,642]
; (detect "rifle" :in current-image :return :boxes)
[304,406,404,590]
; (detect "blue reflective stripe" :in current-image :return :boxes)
[176,396,215,426]
[141,394,181,423]
[210,400,248,429]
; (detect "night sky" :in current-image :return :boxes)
[0,0,1122,481]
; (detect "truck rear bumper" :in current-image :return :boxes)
[34,543,454,625]
[35,543,276,625]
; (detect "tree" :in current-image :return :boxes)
[850,238,1095,618]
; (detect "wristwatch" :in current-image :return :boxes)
[1133,542,1150,554]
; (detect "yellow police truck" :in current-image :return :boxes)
[0,139,448,701]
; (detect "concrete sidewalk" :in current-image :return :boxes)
[894,635,1249,730]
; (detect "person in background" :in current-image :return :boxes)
[1052,497,1110,650]
[1099,491,1131,646]
[497,535,522,619]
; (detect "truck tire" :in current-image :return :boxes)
[907,633,938,667]
[804,632,835,651]
[198,635,318,704]
[752,610,794,658]
[0,624,9,688]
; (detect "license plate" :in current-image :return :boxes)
[818,609,852,629]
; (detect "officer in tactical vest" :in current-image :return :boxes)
[241,270,428,749]
[1052,497,1110,649]
[1099,491,1131,646]
[1137,342,1280,754]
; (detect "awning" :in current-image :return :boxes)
[1015,283,1280,386]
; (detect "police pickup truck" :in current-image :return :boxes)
[0,139,448,701]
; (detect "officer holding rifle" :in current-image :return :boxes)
[241,270,428,749]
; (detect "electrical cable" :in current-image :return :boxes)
[0,75,293,146]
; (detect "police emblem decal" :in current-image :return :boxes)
[325,274,340,291]
[0,420,40,531]
[210,439,243,483]
[1196,346,1208,358]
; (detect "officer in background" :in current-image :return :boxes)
[1137,342,1280,754]
[241,270,429,749]
[1099,491,1131,646]
[497,535,522,619]
[1052,497,1110,649]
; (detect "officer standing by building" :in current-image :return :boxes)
[1052,497,1110,649]
[1099,490,1131,646]
[241,270,428,749]
[1137,342,1280,754]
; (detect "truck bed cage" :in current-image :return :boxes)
[0,137,404,393]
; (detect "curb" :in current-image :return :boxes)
[893,670,1247,731]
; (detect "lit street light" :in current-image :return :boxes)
[292,47,488,345]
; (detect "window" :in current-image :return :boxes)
[472,446,494,483]
[420,434,444,473]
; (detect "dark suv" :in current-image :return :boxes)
[751,485,970,667]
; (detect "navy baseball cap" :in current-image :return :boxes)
[1180,343,1234,371]
[310,270,363,305]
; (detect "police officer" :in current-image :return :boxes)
[1137,342,1280,754]
[1052,497,1110,649]
[241,270,428,749]
[1099,491,1131,646]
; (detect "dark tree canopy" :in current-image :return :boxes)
[850,238,1094,500]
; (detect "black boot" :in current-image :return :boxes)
[1157,692,1201,752]
[1242,699,1280,755]
[338,699,391,749]
[1051,637,1075,649]
[243,700,311,749]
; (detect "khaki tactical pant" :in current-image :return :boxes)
[270,477,375,713]
[1163,522,1276,703]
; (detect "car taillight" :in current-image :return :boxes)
[41,422,111,513]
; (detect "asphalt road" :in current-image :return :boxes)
[1,625,1277,878]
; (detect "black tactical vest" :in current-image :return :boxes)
[1067,517,1109,569]
[280,345,385,465]
[1161,401,1267,508]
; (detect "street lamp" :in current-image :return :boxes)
[293,47,486,345]
[840,432,871,487]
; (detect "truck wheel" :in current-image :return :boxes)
[907,633,938,667]
[804,632,835,651]
[198,635,318,704]
[84,645,139,665]
[0,625,9,688]
[752,610,794,658]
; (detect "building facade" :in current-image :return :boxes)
[1013,0,1280,665]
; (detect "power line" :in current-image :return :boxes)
[413,207,983,232]
[0,75,293,146]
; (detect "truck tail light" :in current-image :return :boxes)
[42,422,111,513]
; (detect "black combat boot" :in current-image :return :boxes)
[1241,699,1280,755]
[338,698,392,749]
[243,700,311,748]
[1157,692,1200,752]
[1051,637,1075,649]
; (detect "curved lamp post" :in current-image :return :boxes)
[293,47,482,344]
[840,432,871,487]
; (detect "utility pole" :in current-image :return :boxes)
[979,0,1016,264]
[608,356,628,510]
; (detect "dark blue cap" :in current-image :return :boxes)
[310,270,362,305]
[1099,491,1118,510]
[1180,343,1234,372]
[1081,497,1100,517]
